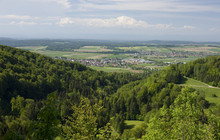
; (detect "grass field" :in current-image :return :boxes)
[132,64,166,70]
[179,77,220,105]
[33,50,74,57]
[30,50,110,59]
[149,56,202,63]
[117,46,171,53]
[170,46,220,53]
[124,120,144,130]
[89,66,143,73]
[106,54,128,59]
[16,46,111,59]
[16,46,47,51]
[74,46,113,52]
[17,46,211,63]
[209,47,220,52]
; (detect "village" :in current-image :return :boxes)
[54,50,214,68]
[55,57,155,67]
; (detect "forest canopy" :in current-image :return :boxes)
[0,45,219,139]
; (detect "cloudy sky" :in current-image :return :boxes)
[0,0,220,41]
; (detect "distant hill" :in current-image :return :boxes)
[0,38,220,51]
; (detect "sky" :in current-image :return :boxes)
[0,0,220,41]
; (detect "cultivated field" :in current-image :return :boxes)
[16,45,220,73]
[16,46,47,51]
[74,46,113,52]
[16,46,112,59]
[117,46,171,53]
[171,45,220,53]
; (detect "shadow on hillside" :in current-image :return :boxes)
[124,124,135,130]
[179,76,188,84]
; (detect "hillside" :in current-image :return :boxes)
[0,45,142,114]
[0,45,219,139]
[179,56,220,87]
[179,77,220,105]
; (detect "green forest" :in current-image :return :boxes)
[0,45,219,140]
[179,56,220,87]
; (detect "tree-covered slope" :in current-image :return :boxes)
[0,45,142,114]
[179,56,220,87]
[108,64,204,121]
[0,45,219,139]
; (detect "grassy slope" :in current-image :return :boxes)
[179,77,220,105]
[89,66,143,73]
[124,120,144,130]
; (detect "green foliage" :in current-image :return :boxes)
[28,93,61,140]
[63,98,100,140]
[111,113,125,134]
[179,56,220,87]
[179,77,220,107]
[109,67,182,121]
[0,45,140,115]
[96,122,119,140]
[1,130,25,140]
[143,87,220,140]
[0,45,219,139]
[122,121,147,139]
[0,96,36,138]
[0,45,143,139]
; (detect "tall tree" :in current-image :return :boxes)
[143,87,220,140]
[28,93,61,140]
[63,98,101,140]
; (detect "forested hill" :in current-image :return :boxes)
[0,45,219,139]
[179,56,220,87]
[0,45,142,114]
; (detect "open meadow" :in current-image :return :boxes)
[74,46,113,52]
[89,66,143,73]
[124,120,144,130]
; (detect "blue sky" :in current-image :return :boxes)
[0,0,220,41]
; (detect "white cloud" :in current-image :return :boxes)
[77,0,220,13]
[49,0,71,8]
[10,21,37,25]
[0,14,59,26]
[57,16,172,29]
[28,0,71,8]
[0,15,31,20]
[183,25,195,29]
[83,16,147,27]
[210,28,220,32]
[58,17,74,25]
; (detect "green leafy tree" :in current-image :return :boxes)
[0,96,35,139]
[143,87,220,140]
[28,93,61,140]
[111,112,125,134]
[96,122,113,140]
[63,98,101,140]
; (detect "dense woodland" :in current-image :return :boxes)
[179,56,220,87]
[0,45,219,139]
